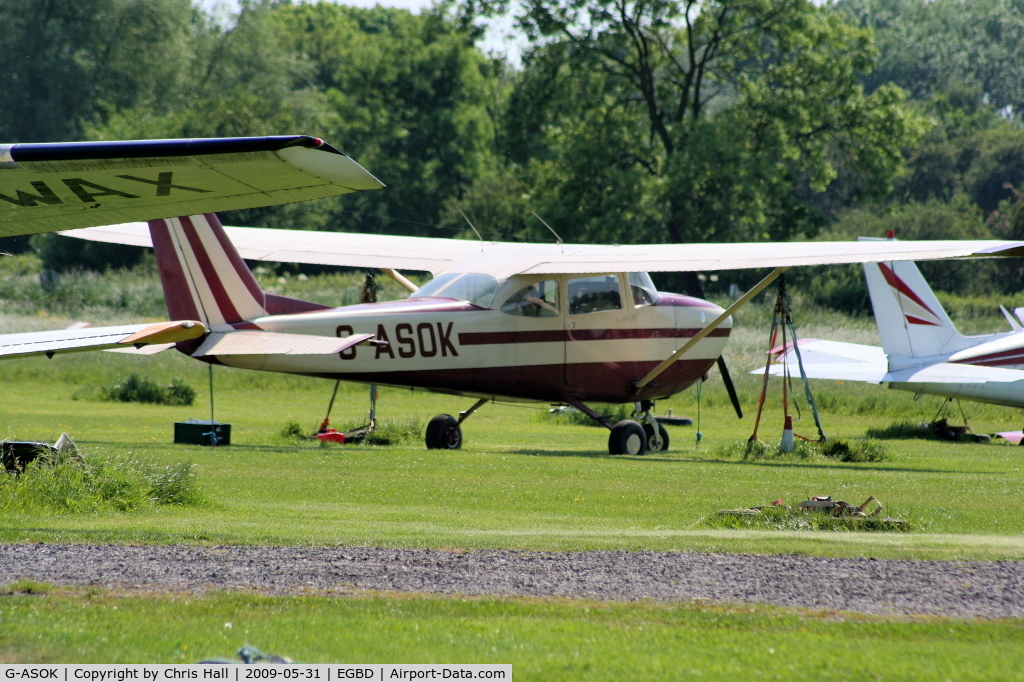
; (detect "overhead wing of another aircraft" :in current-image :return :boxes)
[66,223,1024,276]
[1,136,383,238]
[0,320,205,360]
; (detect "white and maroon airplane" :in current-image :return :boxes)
[57,215,1024,455]
[5,136,1024,455]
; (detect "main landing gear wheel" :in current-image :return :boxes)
[643,422,670,452]
[425,414,462,450]
[608,420,647,456]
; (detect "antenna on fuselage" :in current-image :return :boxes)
[458,209,484,247]
[531,211,563,248]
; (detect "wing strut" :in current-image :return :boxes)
[633,267,788,392]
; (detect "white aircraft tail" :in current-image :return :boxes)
[862,254,973,359]
[148,214,272,328]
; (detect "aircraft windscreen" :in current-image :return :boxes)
[412,273,498,307]
[628,272,660,306]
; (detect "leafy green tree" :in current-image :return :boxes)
[266,2,495,237]
[0,0,201,143]
[835,0,1024,116]
[465,0,919,245]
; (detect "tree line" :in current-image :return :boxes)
[4,0,1024,309]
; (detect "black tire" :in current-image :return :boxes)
[643,422,670,452]
[608,420,647,456]
[425,414,462,450]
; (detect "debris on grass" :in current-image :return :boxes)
[867,419,992,443]
[198,645,293,664]
[299,418,423,446]
[707,496,912,532]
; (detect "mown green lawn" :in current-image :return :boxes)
[0,349,1022,558]
[1,341,1023,674]
[2,589,1023,679]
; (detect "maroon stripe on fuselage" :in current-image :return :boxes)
[953,345,1024,364]
[149,219,202,322]
[179,215,242,323]
[280,358,716,403]
[205,213,265,308]
[955,354,1024,367]
[458,327,731,346]
[264,293,332,315]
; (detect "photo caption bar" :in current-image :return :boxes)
[0,666,511,682]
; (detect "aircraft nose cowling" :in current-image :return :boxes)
[656,292,731,333]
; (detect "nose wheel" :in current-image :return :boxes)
[643,421,670,452]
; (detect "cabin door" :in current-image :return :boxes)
[564,274,639,401]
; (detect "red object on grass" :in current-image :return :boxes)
[316,429,346,444]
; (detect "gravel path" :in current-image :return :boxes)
[2,544,1023,619]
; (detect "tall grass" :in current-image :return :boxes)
[0,448,201,514]
[95,374,196,406]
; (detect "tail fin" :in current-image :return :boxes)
[862,257,973,358]
[149,214,268,328]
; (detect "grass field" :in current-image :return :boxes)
[3,588,1024,678]
[1,276,1024,674]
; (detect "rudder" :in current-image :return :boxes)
[862,257,972,358]
[149,214,267,328]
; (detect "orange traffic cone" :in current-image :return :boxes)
[779,415,795,453]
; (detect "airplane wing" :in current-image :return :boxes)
[0,136,383,238]
[0,320,205,359]
[64,223,481,275]
[64,224,1024,275]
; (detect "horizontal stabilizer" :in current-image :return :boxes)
[763,339,1024,385]
[192,331,375,357]
[0,136,383,238]
[758,339,889,383]
[0,320,205,359]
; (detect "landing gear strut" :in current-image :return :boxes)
[637,401,670,453]
[565,398,669,456]
[426,398,487,450]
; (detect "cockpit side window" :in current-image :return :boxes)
[500,279,560,317]
[628,272,660,307]
[412,273,498,307]
[568,275,622,315]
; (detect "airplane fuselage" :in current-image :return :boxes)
[203,272,730,405]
